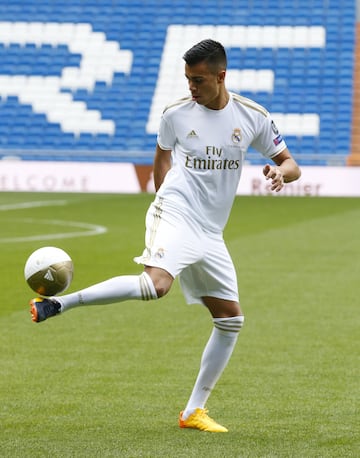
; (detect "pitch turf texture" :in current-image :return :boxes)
[0,192,359,458]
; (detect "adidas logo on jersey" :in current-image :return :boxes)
[187,130,198,138]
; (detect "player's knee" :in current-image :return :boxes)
[213,315,244,333]
[143,269,173,298]
[152,278,172,298]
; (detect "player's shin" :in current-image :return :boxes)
[55,271,157,311]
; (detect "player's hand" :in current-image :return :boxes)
[263,164,284,192]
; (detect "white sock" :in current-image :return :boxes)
[182,316,244,419]
[55,272,157,312]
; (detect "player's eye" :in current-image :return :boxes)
[185,75,204,84]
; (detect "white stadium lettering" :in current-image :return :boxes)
[146,24,325,135]
[0,22,326,139]
[0,22,133,136]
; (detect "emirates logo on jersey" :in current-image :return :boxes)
[231,128,242,144]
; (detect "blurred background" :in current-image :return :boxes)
[0,0,359,186]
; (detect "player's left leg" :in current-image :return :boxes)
[178,236,243,432]
[179,298,243,432]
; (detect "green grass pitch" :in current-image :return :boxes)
[0,192,359,457]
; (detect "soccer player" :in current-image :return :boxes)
[29,39,301,432]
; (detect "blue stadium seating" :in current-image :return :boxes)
[0,0,356,165]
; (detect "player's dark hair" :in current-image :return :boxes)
[183,39,227,73]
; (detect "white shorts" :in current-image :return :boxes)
[134,197,239,305]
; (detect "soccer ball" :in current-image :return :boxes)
[24,246,74,296]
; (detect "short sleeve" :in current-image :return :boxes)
[157,114,176,151]
[250,114,287,158]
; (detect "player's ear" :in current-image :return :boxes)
[217,69,226,83]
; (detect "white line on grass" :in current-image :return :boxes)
[0,218,107,243]
[0,200,67,211]
[1,200,108,242]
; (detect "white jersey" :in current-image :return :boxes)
[157,92,287,233]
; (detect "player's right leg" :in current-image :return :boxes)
[29,198,199,323]
[29,271,160,323]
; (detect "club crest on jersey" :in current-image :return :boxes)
[231,128,242,144]
[154,248,165,259]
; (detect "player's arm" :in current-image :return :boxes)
[263,148,301,192]
[153,143,172,191]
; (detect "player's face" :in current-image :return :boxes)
[185,61,226,110]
